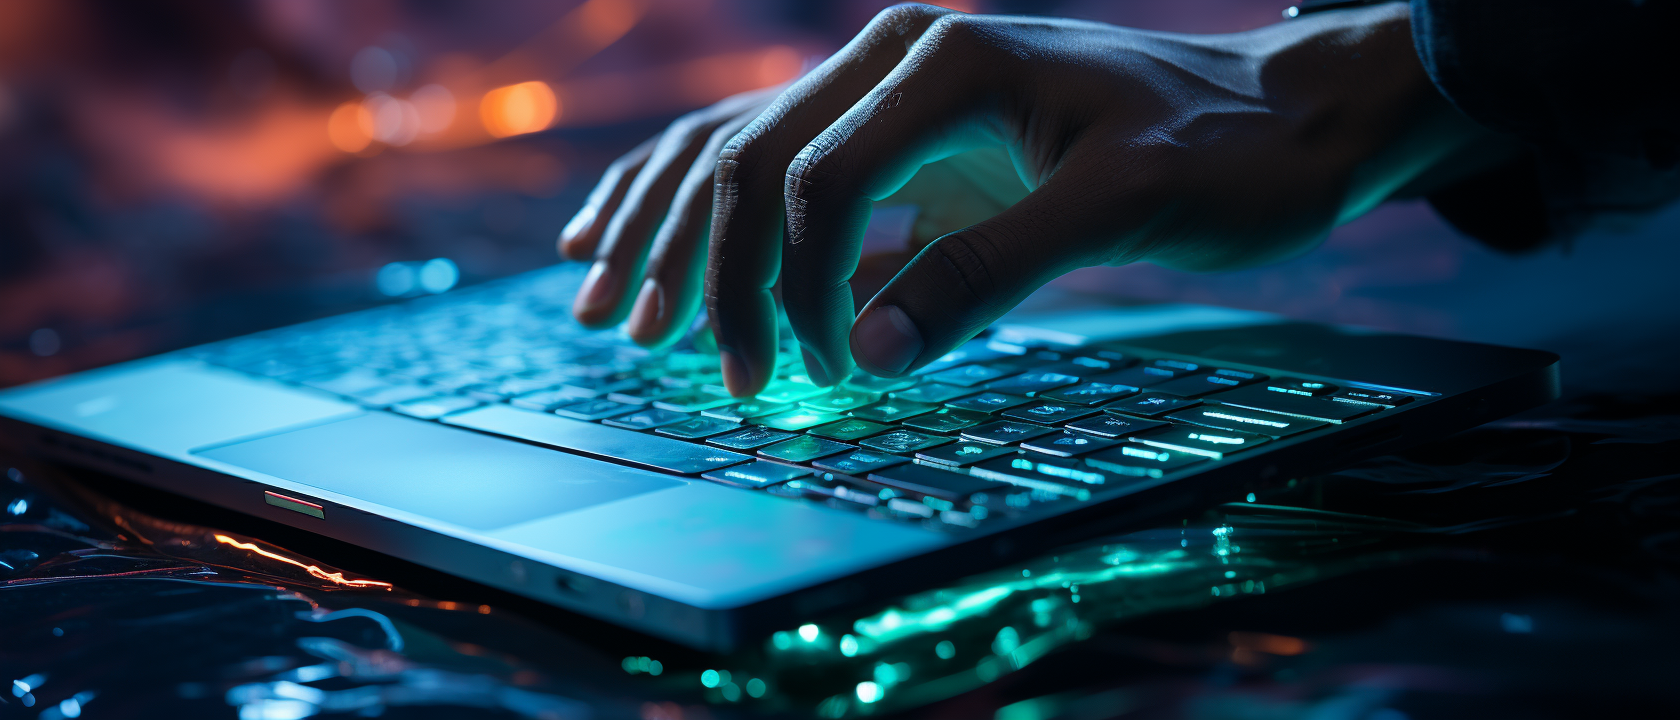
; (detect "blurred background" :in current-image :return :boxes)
[2,0,1677,393]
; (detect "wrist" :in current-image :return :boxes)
[1249,3,1507,222]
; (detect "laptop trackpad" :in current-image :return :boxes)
[196,413,682,530]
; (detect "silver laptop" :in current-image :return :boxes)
[0,263,1559,650]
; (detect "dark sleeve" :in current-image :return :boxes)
[1410,0,1680,251]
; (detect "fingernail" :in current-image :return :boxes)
[720,349,753,397]
[628,278,665,336]
[560,204,596,244]
[575,261,616,315]
[853,305,923,375]
[800,345,831,387]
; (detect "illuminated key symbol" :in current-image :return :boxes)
[957,445,985,455]
[1028,405,1063,415]
[1141,398,1167,405]
[1056,437,1088,445]
[1000,427,1026,434]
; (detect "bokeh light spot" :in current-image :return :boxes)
[411,84,456,133]
[855,681,882,704]
[328,101,373,153]
[376,262,416,297]
[29,328,60,357]
[481,81,558,138]
[418,258,459,294]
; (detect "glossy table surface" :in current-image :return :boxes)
[5,379,1679,720]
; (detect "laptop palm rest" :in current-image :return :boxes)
[197,412,681,531]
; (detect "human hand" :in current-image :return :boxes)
[571,3,1499,396]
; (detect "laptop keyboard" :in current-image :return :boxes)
[188,267,1419,533]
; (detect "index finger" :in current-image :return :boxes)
[706,4,958,396]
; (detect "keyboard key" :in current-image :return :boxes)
[391,395,482,420]
[961,420,1058,445]
[708,426,797,450]
[1212,386,1378,424]
[987,348,1065,372]
[703,400,793,423]
[924,363,1010,387]
[1021,431,1120,457]
[913,339,1011,376]
[945,393,1031,413]
[1083,443,1208,477]
[655,416,739,439]
[1132,424,1269,460]
[1064,413,1167,439]
[859,429,950,454]
[885,498,936,518]
[652,391,736,413]
[984,372,1080,397]
[560,377,642,397]
[1103,392,1200,418]
[1041,382,1139,406]
[1330,389,1415,407]
[756,377,831,404]
[445,406,749,474]
[970,456,1111,496]
[509,388,591,411]
[801,388,881,413]
[784,476,884,507]
[900,407,990,434]
[703,461,813,489]
[553,398,640,421]
[1168,405,1326,438]
[1035,354,1125,378]
[602,407,693,430]
[759,435,854,463]
[842,373,918,393]
[851,400,937,423]
[1089,364,1185,388]
[355,384,436,408]
[1147,370,1265,397]
[1150,358,1201,373]
[891,383,975,404]
[462,376,559,401]
[809,417,892,441]
[1003,402,1099,425]
[867,464,1009,502]
[755,408,845,431]
[304,370,389,397]
[916,440,1019,467]
[812,449,909,476]
[1265,378,1338,397]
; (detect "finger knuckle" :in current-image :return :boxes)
[924,13,991,51]
[871,4,946,33]
[933,228,1011,309]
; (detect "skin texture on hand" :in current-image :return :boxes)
[564,3,1501,397]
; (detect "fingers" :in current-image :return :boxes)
[708,3,959,395]
[626,111,759,348]
[558,136,656,261]
[852,157,1140,376]
[573,90,781,328]
[781,15,1010,386]
[572,121,716,327]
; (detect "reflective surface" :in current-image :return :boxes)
[6,392,1680,718]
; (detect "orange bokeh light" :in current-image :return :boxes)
[328,100,373,152]
[480,81,559,138]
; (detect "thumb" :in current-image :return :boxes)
[848,173,1127,376]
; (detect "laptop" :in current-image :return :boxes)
[0,263,1559,651]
